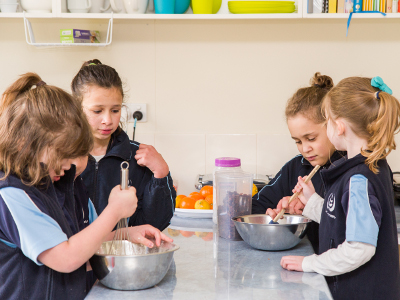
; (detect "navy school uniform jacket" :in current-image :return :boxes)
[81,130,176,231]
[319,154,400,300]
[252,151,345,253]
[0,166,87,300]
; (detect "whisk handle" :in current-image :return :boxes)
[120,161,129,190]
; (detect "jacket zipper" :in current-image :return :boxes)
[93,161,99,209]
[45,268,53,300]
[329,238,339,292]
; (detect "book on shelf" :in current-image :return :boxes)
[344,0,354,12]
[313,0,323,12]
[387,0,392,11]
[329,0,338,12]
[311,0,399,12]
[323,0,329,12]
[337,0,345,11]
[354,0,362,11]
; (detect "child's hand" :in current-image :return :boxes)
[266,196,290,219]
[128,225,173,248]
[108,185,138,219]
[266,196,305,219]
[293,176,315,205]
[281,255,304,272]
[135,144,169,178]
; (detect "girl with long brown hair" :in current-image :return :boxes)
[71,59,175,231]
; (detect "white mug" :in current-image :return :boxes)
[123,0,148,13]
[90,0,106,12]
[103,0,125,12]
[68,0,92,13]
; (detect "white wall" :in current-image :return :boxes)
[1,17,400,195]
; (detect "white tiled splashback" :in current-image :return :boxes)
[131,130,299,195]
[131,130,400,196]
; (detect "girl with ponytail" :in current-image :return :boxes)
[281,76,400,300]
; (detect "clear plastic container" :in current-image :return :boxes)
[212,157,242,224]
[215,171,253,240]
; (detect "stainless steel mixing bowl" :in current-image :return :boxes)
[232,214,311,251]
[90,240,179,290]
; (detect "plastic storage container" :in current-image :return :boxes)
[212,157,242,224]
[215,171,253,240]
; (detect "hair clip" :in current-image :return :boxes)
[89,63,97,66]
[371,76,392,95]
[36,81,46,87]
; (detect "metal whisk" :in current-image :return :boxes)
[107,161,135,256]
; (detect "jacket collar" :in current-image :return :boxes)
[320,153,366,187]
[301,150,346,169]
[90,129,132,162]
[107,129,132,160]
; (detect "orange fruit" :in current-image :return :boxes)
[180,197,197,209]
[194,199,211,210]
[175,194,186,208]
[202,232,213,241]
[189,192,203,199]
[189,194,203,201]
[252,184,258,197]
[200,186,213,198]
[195,231,208,238]
[167,228,180,237]
[180,230,194,238]
[209,203,213,210]
[204,194,213,205]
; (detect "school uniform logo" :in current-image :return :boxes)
[327,193,335,212]
[325,193,336,219]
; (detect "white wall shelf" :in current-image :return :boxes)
[1,0,399,19]
[58,12,301,19]
[0,0,305,19]
[0,1,398,21]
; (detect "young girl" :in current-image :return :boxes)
[253,73,342,252]
[281,76,400,299]
[71,59,175,231]
[0,74,171,299]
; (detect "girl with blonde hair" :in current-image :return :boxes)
[281,76,400,300]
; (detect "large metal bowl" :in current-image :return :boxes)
[89,240,179,290]
[232,214,311,251]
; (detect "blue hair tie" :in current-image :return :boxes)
[371,76,392,95]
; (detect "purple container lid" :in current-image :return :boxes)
[215,157,241,167]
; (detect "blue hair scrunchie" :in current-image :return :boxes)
[371,76,392,95]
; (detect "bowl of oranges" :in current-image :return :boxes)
[174,186,214,218]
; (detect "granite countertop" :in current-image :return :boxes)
[85,216,332,300]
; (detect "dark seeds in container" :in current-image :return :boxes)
[218,191,251,240]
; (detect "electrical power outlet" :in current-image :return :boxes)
[121,103,147,123]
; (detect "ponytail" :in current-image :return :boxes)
[0,73,43,115]
[0,73,93,186]
[363,92,400,173]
